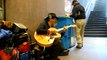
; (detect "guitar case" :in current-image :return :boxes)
[12,23,28,33]
[11,23,29,47]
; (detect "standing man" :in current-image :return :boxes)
[70,0,86,49]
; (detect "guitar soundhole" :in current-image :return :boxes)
[51,33,56,35]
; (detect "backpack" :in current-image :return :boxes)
[0,48,19,60]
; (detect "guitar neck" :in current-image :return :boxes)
[57,24,74,32]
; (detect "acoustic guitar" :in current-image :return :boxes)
[34,24,76,48]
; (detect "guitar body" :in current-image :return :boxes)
[34,28,61,47]
[34,24,76,47]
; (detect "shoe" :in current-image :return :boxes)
[59,50,69,56]
[64,49,69,52]
[76,44,83,49]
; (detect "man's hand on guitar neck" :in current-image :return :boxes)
[63,26,67,32]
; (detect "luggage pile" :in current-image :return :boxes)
[0,21,32,60]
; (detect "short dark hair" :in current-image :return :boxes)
[48,13,58,19]
[45,13,58,22]
[72,0,77,5]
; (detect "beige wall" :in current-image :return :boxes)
[46,0,65,16]
[6,0,65,38]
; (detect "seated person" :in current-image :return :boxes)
[34,13,69,60]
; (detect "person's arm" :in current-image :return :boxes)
[36,22,48,34]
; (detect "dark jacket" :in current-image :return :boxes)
[36,20,49,34]
[36,19,65,36]
[71,2,86,20]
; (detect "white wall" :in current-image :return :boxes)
[77,0,96,20]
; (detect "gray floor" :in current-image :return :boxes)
[59,37,107,60]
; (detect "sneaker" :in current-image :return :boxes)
[76,44,83,49]
[59,50,69,56]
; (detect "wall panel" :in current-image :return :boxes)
[6,0,65,37]
[6,0,48,35]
